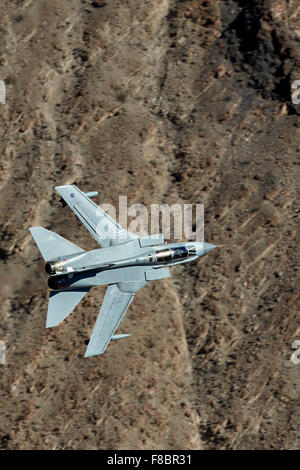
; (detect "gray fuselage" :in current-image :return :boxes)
[46,241,215,290]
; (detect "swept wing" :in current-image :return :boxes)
[55,185,137,248]
[84,281,145,357]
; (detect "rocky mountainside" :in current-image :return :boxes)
[0,0,299,449]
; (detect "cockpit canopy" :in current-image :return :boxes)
[173,246,189,259]
[155,245,195,263]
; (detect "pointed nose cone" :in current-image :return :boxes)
[195,242,217,257]
[203,243,217,255]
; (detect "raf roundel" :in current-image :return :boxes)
[70,193,75,198]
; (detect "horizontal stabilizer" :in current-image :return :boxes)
[30,226,85,261]
[46,288,90,328]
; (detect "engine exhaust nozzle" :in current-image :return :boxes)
[45,262,55,275]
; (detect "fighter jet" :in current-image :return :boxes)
[30,185,216,357]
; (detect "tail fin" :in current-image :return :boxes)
[47,288,90,327]
[29,226,85,261]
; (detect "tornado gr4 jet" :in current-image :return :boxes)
[30,185,216,357]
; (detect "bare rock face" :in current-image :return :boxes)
[0,0,299,450]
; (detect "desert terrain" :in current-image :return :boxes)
[0,0,299,449]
